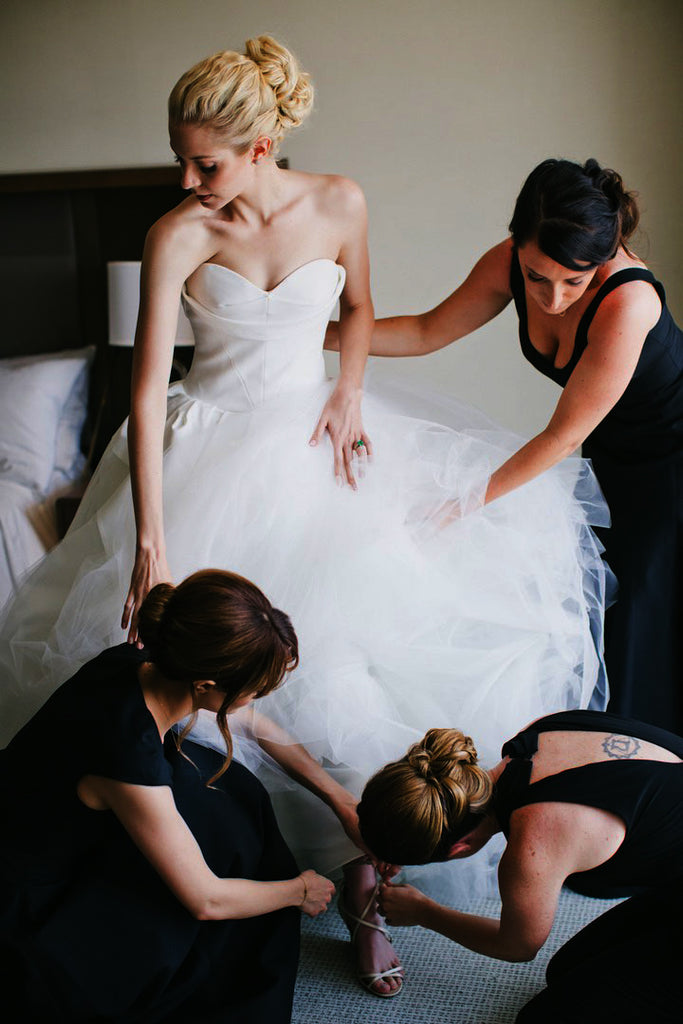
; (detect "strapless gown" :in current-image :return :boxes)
[0,260,611,893]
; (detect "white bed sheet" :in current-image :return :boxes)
[0,480,50,612]
[0,344,94,614]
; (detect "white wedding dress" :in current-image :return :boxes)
[0,259,610,894]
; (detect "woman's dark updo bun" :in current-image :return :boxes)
[138,569,298,781]
[137,582,175,652]
[509,157,640,270]
[582,158,640,243]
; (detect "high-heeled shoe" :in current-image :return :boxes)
[337,880,404,998]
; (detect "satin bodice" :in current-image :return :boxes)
[179,259,345,411]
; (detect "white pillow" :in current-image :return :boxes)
[0,348,94,493]
[49,347,95,487]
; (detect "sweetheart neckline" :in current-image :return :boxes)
[198,258,341,295]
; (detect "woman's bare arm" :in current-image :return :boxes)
[324,240,512,357]
[247,709,369,854]
[123,211,213,640]
[484,279,660,504]
[81,775,334,920]
[378,806,576,962]
[309,178,374,487]
[336,178,374,387]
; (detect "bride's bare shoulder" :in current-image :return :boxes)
[147,195,213,241]
[287,170,366,219]
[143,196,220,269]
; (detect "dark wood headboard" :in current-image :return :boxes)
[0,166,185,459]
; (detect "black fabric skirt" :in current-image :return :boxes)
[1,741,300,1024]
[586,449,683,734]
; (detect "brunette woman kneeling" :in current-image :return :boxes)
[0,569,334,1024]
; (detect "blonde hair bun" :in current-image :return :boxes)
[245,35,314,131]
[407,728,479,782]
[357,727,493,864]
[168,34,313,154]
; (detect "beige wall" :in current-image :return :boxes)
[2,0,681,433]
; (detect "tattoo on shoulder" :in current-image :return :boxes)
[602,734,641,759]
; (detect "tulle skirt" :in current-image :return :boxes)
[0,376,611,897]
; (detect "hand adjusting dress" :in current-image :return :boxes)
[1,260,611,891]
[0,644,300,1024]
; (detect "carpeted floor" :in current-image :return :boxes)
[293,888,619,1023]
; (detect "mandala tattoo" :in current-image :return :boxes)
[602,734,641,759]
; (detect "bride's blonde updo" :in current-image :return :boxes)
[357,728,493,864]
[168,34,314,153]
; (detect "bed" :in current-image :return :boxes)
[0,166,186,608]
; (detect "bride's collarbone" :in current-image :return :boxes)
[192,210,342,293]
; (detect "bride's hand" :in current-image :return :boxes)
[122,546,173,645]
[309,381,373,489]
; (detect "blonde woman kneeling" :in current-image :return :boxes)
[358,710,683,1022]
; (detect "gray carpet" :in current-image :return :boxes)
[293,888,619,1023]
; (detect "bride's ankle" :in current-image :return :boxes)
[344,858,377,885]
[343,859,381,912]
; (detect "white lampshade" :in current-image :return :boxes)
[107,261,194,347]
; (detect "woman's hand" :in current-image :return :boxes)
[378,880,429,928]
[122,545,172,644]
[298,869,335,917]
[378,861,402,882]
[406,496,467,532]
[309,381,372,489]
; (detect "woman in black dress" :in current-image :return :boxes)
[0,568,338,1024]
[328,158,683,731]
[358,711,683,1022]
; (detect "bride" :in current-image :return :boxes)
[0,35,610,998]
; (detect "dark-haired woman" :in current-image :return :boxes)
[0,569,337,1024]
[328,158,683,731]
[359,711,683,1022]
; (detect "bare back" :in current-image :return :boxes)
[497,713,683,891]
[529,727,682,785]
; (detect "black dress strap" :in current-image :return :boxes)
[511,252,665,387]
[576,267,663,343]
[501,727,539,760]
[502,709,683,759]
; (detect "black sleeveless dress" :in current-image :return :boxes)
[494,709,683,897]
[499,710,683,1024]
[510,253,683,732]
[0,644,300,1024]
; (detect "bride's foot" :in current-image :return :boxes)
[339,859,404,998]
